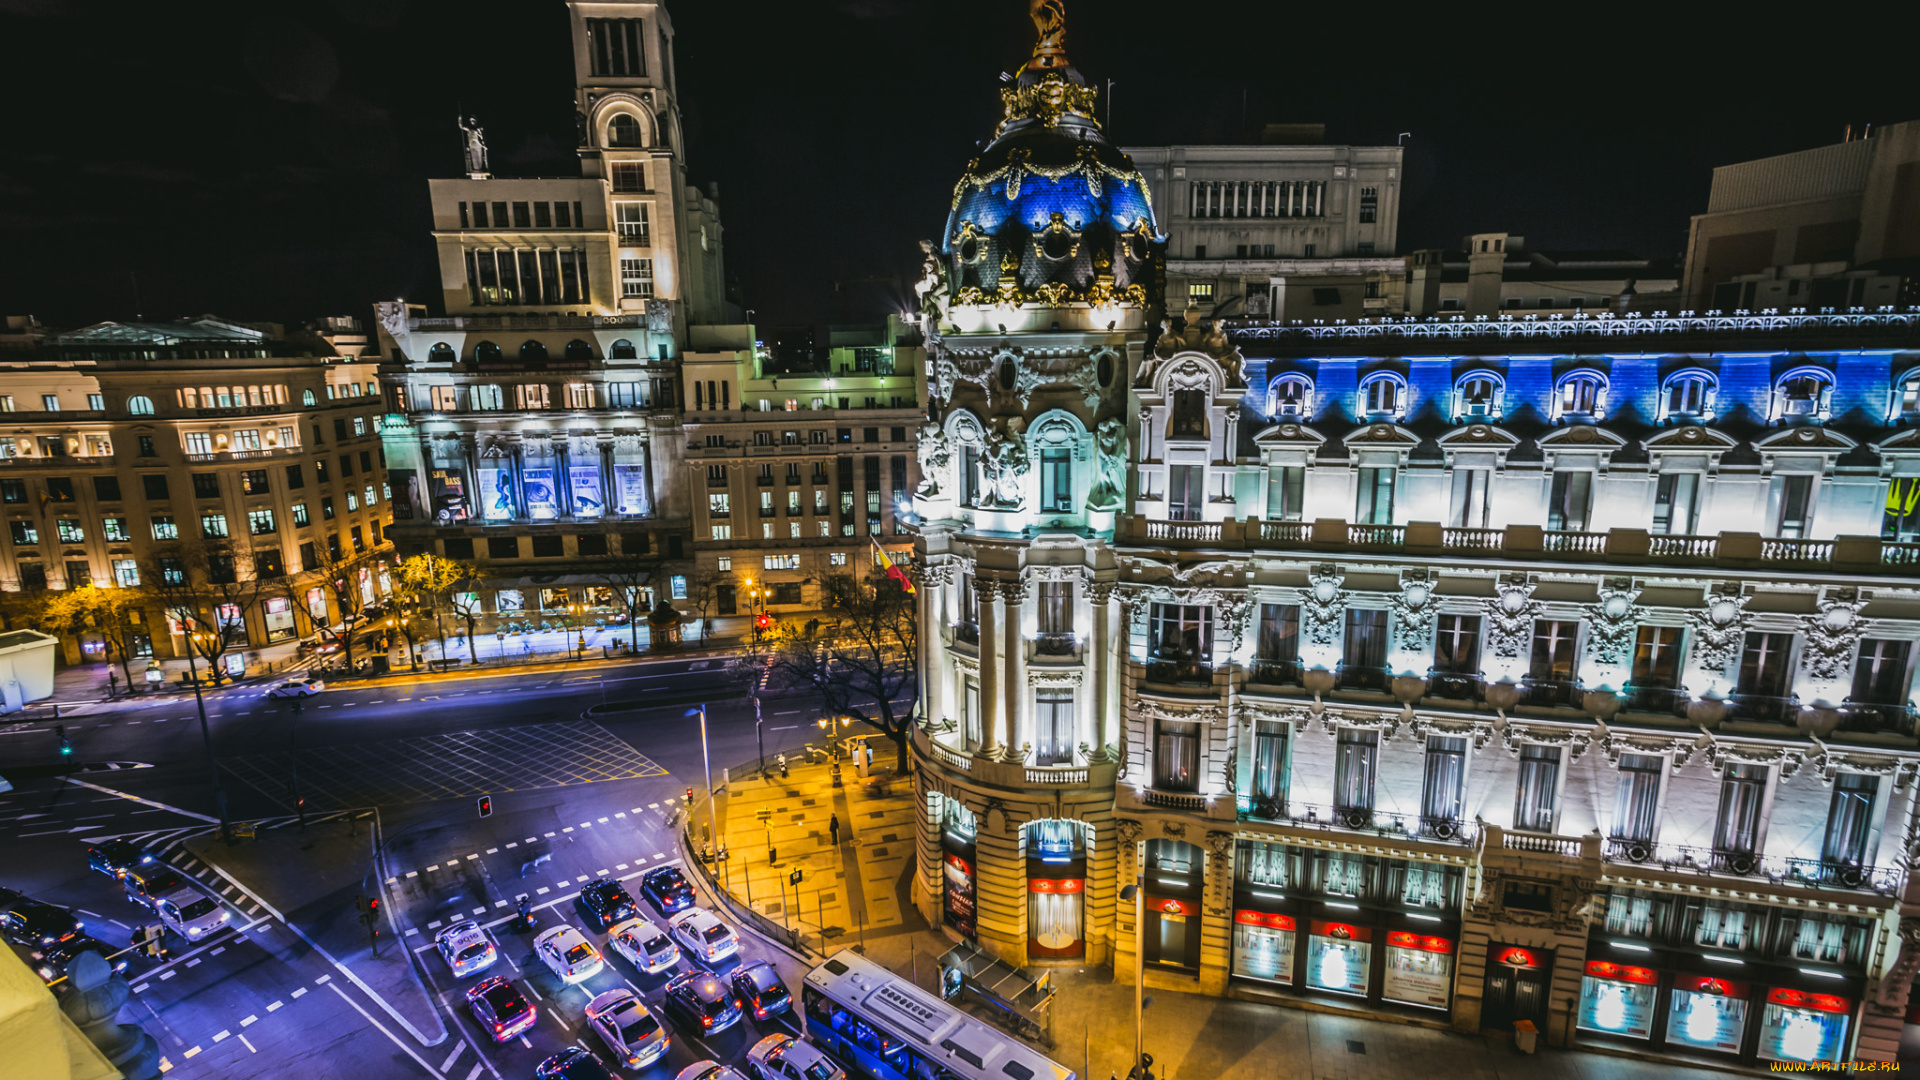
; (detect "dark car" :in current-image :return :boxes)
[664,971,742,1035]
[2,901,84,946]
[579,880,639,929]
[535,1047,616,1080]
[465,975,536,1042]
[730,961,791,1021]
[34,936,130,984]
[87,840,154,879]
[640,867,696,915]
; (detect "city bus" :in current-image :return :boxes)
[802,952,1074,1080]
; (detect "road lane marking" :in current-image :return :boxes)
[186,959,201,968]
[184,1046,201,1059]
[526,837,538,843]
[427,920,442,929]
[485,848,498,854]
[210,947,225,956]
[536,887,549,895]
[520,1036,533,1049]
[213,1030,229,1042]
[562,827,574,833]
[386,877,398,885]
[473,907,486,915]
[544,832,556,838]
[525,982,543,1000]
[406,871,418,878]
[159,971,175,981]
[316,974,331,984]
[240,1015,257,1027]
[291,987,307,999]
[616,864,628,870]
[614,813,626,819]
[132,983,150,993]
[426,864,440,871]
[546,1007,567,1029]
[597,817,608,824]
[467,854,479,860]
[267,1001,283,1012]
[405,927,421,937]
[440,1043,467,1072]
[575,875,588,883]
[596,869,609,876]
[78,908,103,918]
[239,1034,258,1053]
[505,842,518,849]
[646,804,659,810]
[464,1064,485,1080]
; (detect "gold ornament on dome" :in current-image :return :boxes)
[951,220,989,262]
[998,72,1099,134]
[950,142,1152,211]
[1032,211,1081,263]
[1027,0,1069,74]
[1033,282,1072,306]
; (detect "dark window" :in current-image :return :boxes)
[1169,390,1207,438]
[326,533,341,560]
[45,477,75,502]
[1631,625,1685,688]
[1257,603,1300,662]
[1335,728,1378,812]
[1547,471,1593,531]
[191,473,220,499]
[488,536,520,560]
[1852,638,1913,705]
[1515,745,1560,831]
[314,458,328,482]
[333,418,348,441]
[311,423,323,445]
[1432,614,1481,674]
[577,534,608,557]
[443,537,475,560]
[511,202,530,229]
[837,427,851,444]
[142,474,168,500]
[242,469,269,495]
[1612,754,1663,844]
[1039,448,1072,511]
[0,480,23,504]
[359,451,372,474]
[299,542,318,571]
[1736,632,1795,697]
[339,455,353,478]
[622,532,650,555]
[255,549,285,577]
[1422,736,1468,824]
[531,535,564,558]
[349,526,365,553]
[1822,774,1878,868]
[92,476,121,502]
[138,435,156,457]
[1530,619,1579,681]
[1167,464,1203,521]
[1342,608,1389,670]
[207,554,236,583]
[587,17,647,77]
[285,464,305,490]
[1714,764,1768,855]
[321,497,335,520]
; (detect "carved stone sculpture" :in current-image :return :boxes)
[1687,586,1751,677]
[915,422,951,496]
[457,115,489,175]
[1086,417,1128,510]
[913,239,950,324]
[62,951,161,1079]
[981,417,1029,509]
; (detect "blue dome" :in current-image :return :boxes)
[946,154,1155,244]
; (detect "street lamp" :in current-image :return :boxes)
[1118,876,1152,1080]
[686,705,719,860]
[181,625,232,842]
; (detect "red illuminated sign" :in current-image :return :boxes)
[944,853,973,877]
[1497,947,1541,968]
[1028,878,1084,895]
[1677,975,1748,997]
[1386,931,1454,955]
[1767,988,1851,1014]
[1234,910,1297,931]
[1584,961,1658,985]
[1158,898,1195,916]
[1309,921,1373,942]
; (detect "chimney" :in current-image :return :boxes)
[1465,233,1509,316]
[1404,250,1445,316]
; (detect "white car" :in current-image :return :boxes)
[534,924,604,984]
[677,1065,749,1080]
[586,988,670,1070]
[668,908,739,965]
[268,677,324,698]
[607,917,680,974]
[434,920,499,978]
[154,887,229,942]
[747,1034,847,1080]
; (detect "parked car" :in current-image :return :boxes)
[33,936,130,985]
[676,1064,749,1080]
[606,917,680,975]
[86,840,153,879]
[586,988,670,1070]
[578,880,639,929]
[534,924,605,984]
[433,920,498,978]
[663,971,741,1035]
[123,866,191,910]
[731,962,791,1021]
[668,908,739,965]
[2,902,83,947]
[267,677,324,698]
[746,1034,847,1080]
[153,888,228,942]
[534,1048,615,1080]
[639,866,696,914]
[466,976,536,1042]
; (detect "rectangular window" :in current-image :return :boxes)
[1169,390,1207,438]
[1883,477,1920,541]
[248,508,277,535]
[1736,631,1795,699]
[1034,690,1074,766]
[56,519,84,543]
[0,480,23,503]
[1822,774,1877,869]
[1167,464,1203,521]
[1432,613,1481,674]
[200,513,228,539]
[615,202,650,244]
[1256,603,1299,664]
[1147,603,1212,667]
[42,393,59,411]
[1530,619,1579,683]
[93,475,121,502]
[1775,474,1815,538]
[1039,447,1072,512]
[233,429,261,451]
[1514,745,1561,832]
[1250,721,1288,811]
[314,459,328,482]
[1612,754,1663,844]
[1037,580,1073,636]
[709,493,730,516]
[101,516,130,541]
[1334,729,1378,814]
[1154,717,1199,791]
[1267,466,1304,521]
[1851,638,1913,706]
[1714,764,1768,856]
[587,17,646,76]
[1631,625,1685,688]
[1547,470,1593,531]
[1355,467,1394,525]
[241,469,269,495]
[191,472,221,499]
[149,515,177,540]
[112,558,138,586]
[44,477,75,502]
[1358,186,1378,224]
[611,162,646,192]
[9,521,38,544]
[620,257,654,298]
[1449,468,1490,529]
[1341,608,1389,680]
[321,496,335,520]
[1421,736,1468,826]
[1652,472,1701,535]
[185,432,213,456]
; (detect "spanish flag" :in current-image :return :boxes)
[872,537,915,594]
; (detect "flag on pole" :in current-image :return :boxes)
[872,537,915,594]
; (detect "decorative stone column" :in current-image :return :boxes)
[1088,579,1115,760]
[974,799,1028,967]
[1003,578,1028,762]
[977,579,1003,760]
[1110,818,1143,978]
[1199,830,1235,995]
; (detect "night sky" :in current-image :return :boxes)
[1,0,1912,333]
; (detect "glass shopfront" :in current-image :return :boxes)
[1306,922,1372,997]
[261,596,298,642]
[1577,961,1659,1040]
[1232,911,1296,983]
[1144,840,1203,971]
[1665,976,1750,1055]
[1758,988,1851,1065]
[1026,820,1085,960]
[1381,932,1453,1010]
[940,799,976,939]
[1482,946,1551,1031]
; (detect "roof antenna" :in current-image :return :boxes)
[1398,132,1412,145]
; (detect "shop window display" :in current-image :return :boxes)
[1231,912,1295,984]
[1577,962,1658,1039]
[1381,932,1453,1009]
[1758,989,1850,1064]
[1665,978,1749,1054]
[1306,922,1371,996]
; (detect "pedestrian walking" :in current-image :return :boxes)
[107,670,118,697]
[777,752,788,779]
[829,813,841,847]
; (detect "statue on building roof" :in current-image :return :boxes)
[458,115,489,177]
[1027,0,1069,73]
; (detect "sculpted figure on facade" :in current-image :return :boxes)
[914,239,951,324]
[1687,585,1752,677]
[981,416,1030,508]
[1484,576,1539,660]
[1086,417,1128,510]
[915,422,951,496]
[458,115,489,175]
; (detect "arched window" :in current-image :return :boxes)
[520,340,548,365]
[178,388,197,409]
[1453,371,1504,421]
[216,387,234,408]
[565,339,594,362]
[126,395,154,416]
[473,340,502,364]
[1268,374,1313,418]
[301,388,317,407]
[1358,372,1407,418]
[1895,369,1920,422]
[1659,369,1717,422]
[1773,367,1834,422]
[608,114,643,148]
[609,338,637,360]
[247,386,262,406]
[429,343,455,365]
[1552,371,1607,420]
[471,385,504,411]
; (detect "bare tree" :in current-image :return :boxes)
[766,573,918,773]
[679,566,724,644]
[589,552,659,652]
[142,539,271,684]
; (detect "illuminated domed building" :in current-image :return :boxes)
[909,0,1161,968]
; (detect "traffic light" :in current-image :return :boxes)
[755,613,772,632]
[56,724,71,758]
[684,787,694,804]
[477,795,492,818]
[367,896,379,915]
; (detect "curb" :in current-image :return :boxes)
[676,812,824,970]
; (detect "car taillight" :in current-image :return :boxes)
[702,1016,713,1027]
[494,1022,503,1031]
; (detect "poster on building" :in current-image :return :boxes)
[388,469,420,521]
[613,464,650,516]
[522,468,559,520]
[942,853,976,938]
[429,470,469,523]
[1381,934,1454,1009]
[569,466,604,518]
[478,467,515,520]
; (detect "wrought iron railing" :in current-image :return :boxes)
[1727,693,1800,724]
[1333,663,1391,693]
[1034,633,1077,656]
[1621,682,1687,715]
[1427,670,1484,701]
[1145,659,1214,687]
[1248,658,1304,687]
[1601,839,1901,895]
[1241,800,1479,848]
[1836,700,1918,736]
[1520,677,1583,708]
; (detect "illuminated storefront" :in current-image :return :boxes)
[1665,976,1749,1055]
[1026,819,1085,960]
[1758,988,1851,1065]
[1144,840,1202,971]
[940,798,976,938]
[1482,946,1551,1031]
[1577,961,1659,1040]
[1381,932,1454,1010]
[1306,922,1372,997]
[1231,911,1296,983]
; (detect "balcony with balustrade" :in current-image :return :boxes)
[1238,797,1481,850]
[1598,837,1901,897]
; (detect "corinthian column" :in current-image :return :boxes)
[1088,579,1115,761]
[1002,578,1027,762]
[976,579,1002,760]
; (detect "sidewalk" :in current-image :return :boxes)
[49,639,309,704]
[689,756,1765,1080]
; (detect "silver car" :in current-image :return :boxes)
[607,917,679,974]
[154,887,229,942]
[434,920,499,978]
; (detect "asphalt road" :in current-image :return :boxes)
[0,652,904,1079]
